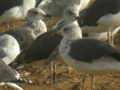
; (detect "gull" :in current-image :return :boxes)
[0,34,20,65]
[15,4,118,63]
[0,60,32,90]
[50,6,120,90]
[78,0,120,44]
[0,8,47,88]
[0,8,47,66]
[14,28,62,64]
[1,0,36,20]
[5,8,47,51]
[37,0,120,44]
[38,0,114,43]
[79,0,120,27]
[37,0,90,17]
[0,0,22,15]
[38,0,120,46]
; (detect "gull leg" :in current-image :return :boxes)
[107,30,111,44]
[110,30,114,47]
[51,60,56,84]
[89,73,95,90]
[6,24,10,31]
[68,66,74,75]
[107,27,117,47]
[111,26,120,47]
[47,47,59,84]
[80,73,87,90]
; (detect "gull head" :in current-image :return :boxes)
[53,7,81,37]
[63,6,80,22]
[26,8,47,21]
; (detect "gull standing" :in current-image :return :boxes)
[5,8,47,51]
[52,6,120,90]
[78,0,120,46]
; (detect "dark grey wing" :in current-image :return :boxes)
[69,39,119,63]
[0,60,18,82]
[15,30,62,64]
[78,0,120,26]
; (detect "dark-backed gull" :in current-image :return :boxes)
[15,27,62,64]
[0,8,47,65]
[51,6,120,90]
[77,0,120,46]
[79,0,120,27]
[5,8,47,50]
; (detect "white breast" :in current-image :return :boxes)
[0,34,20,65]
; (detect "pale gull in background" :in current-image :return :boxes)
[1,0,36,20]
[37,0,90,17]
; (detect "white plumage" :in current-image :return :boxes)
[0,34,20,65]
[2,0,36,19]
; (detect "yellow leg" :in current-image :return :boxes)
[89,73,95,90]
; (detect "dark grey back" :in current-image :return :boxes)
[69,39,119,63]
[15,30,62,64]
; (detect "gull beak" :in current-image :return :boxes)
[38,8,52,18]
[45,14,52,18]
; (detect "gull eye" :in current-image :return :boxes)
[68,10,74,15]
[32,11,39,15]
[63,27,70,32]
